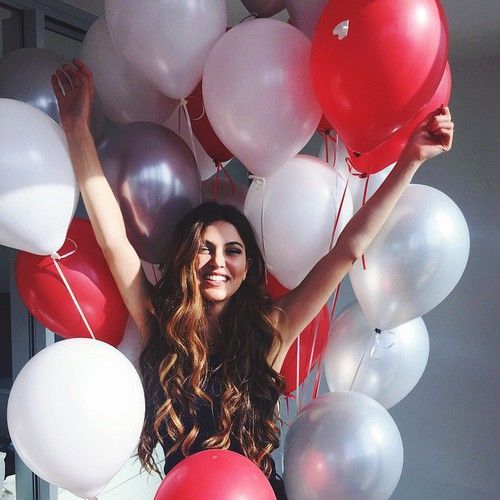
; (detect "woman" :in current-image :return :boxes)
[51,59,453,499]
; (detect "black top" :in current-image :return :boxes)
[161,354,287,499]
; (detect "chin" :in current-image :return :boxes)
[202,289,229,302]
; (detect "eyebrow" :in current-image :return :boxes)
[203,240,244,248]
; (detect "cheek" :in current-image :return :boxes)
[197,255,211,270]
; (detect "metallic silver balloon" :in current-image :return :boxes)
[0,47,66,123]
[99,122,201,263]
[284,392,404,500]
[350,184,470,330]
[324,301,429,409]
[242,0,286,17]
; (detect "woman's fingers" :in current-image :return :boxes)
[63,63,80,89]
[55,68,72,93]
[428,120,454,133]
[50,74,64,100]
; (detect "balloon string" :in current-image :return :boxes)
[329,174,350,250]
[320,131,329,163]
[180,98,199,167]
[221,165,236,195]
[369,329,396,359]
[212,161,222,201]
[296,331,301,410]
[302,315,320,408]
[50,249,96,341]
[346,157,369,179]
[331,133,338,168]
[312,283,342,399]
[360,174,371,270]
[349,328,380,391]
[187,94,205,121]
[248,175,268,285]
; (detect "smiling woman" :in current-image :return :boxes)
[197,220,250,312]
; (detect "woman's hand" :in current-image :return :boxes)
[400,105,454,164]
[51,58,94,132]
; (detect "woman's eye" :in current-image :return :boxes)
[227,248,242,255]
[199,246,210,253]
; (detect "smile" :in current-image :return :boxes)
[203,274,229,284]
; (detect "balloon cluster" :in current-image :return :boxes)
[0,0,468,499]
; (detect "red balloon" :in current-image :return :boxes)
[311,0,448,154]
[186,81,233,162]
[347,62,452,174]
[15,218,128,346]
[155,450,276,500]
[267,274,330,393]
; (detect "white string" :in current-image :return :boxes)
[51,250,96,341]
[180,97,199,168]
[349,328,397,391]
[248,175,268,281]
[296,331,301,410]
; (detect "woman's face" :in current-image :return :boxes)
[196,220,250,307]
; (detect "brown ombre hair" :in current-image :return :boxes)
[137,202,285,477]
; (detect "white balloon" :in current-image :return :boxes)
[0,98,78,254]
[244,154,352,289]
[324,302,429,409]
[81,17,177,125]
[319,136,394,212]
[286,0,329,39]
[7,339,145,498]
[203,19,322,177]
[350,184,470,330]
[284,392,404,500]
[105,0,227,99]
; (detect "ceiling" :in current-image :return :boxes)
[62,0,499,60]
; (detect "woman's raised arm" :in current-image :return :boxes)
[272,106,454,357]
[51,59,152,340]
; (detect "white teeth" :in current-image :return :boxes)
[205,275,227,282]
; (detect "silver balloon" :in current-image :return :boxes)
[286,0,328,39]
[324,301,429,409]
[284,392,404,500]
[99,122,201,263]
[202,173,247,211]
[0,47,64,123]
[81,17,177,125]
[241,0,286,17]
[350,184,470,330]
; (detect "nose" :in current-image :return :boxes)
[210,249,226,268]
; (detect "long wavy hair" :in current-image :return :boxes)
[137,202,285,478]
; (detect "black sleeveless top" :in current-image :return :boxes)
[161,354,287,499]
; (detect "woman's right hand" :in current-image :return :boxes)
[51,58,94,132]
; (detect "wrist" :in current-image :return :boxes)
[397,148,423,173]
[63,121,92,139]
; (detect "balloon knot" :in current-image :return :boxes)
[50,252,61,261]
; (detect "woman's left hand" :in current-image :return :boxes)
[400,105,454,164]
